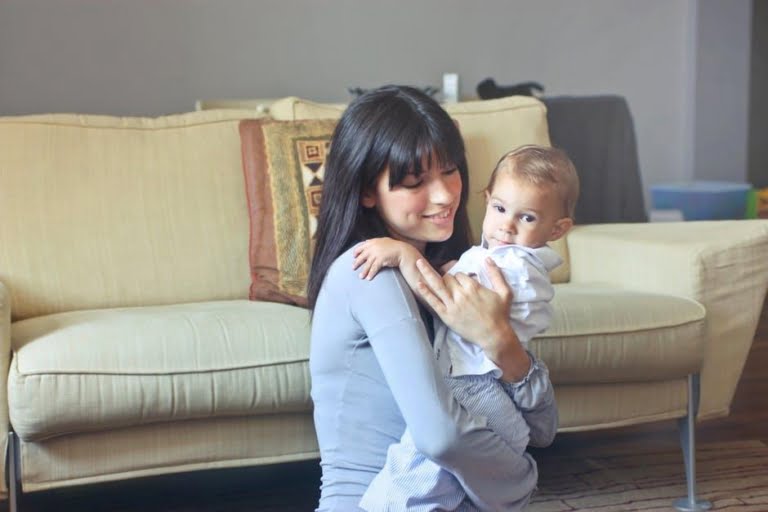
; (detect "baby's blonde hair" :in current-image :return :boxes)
[486,145,580,218]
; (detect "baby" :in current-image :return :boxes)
[354,145,580,511]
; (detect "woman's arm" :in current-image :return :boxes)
[341,252,539,510]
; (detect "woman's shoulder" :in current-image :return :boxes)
[324,244,410,296]
[325,245,360,280]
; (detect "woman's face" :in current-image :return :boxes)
[362,162,463,252]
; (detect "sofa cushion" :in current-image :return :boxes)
[8,286,705,441]
[268,96,571,284]
[239,119,338,306]
[0,110,260,321]
[8,301,311,441]
[539,284,706,384]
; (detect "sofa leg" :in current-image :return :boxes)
[673,374,712,512]
[7,431,21,512]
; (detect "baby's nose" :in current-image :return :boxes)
[502,218,517,232]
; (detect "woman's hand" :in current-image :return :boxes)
[415,257,531,382]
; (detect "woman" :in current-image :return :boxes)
[308,85,557,511]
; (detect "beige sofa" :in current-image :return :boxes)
[1,96,767,510]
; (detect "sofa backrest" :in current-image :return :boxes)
[267,96,570,283]
[0,110,261,320]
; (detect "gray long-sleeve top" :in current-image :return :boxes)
[310,247,558,511]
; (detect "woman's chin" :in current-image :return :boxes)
[427,227,455,243]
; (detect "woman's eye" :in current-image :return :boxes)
[443,167,459,176]
[400,175,423,189]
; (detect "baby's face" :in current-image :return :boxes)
[482,173,569,249]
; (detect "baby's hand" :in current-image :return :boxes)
[352,238,411,280]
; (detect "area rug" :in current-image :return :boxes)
[530,440,768,511]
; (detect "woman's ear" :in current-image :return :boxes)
[361,189,377,208]
[549,217,574,241]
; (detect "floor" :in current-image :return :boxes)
[6,299,768,511]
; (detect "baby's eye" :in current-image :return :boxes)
[520,214,536,223]
[493,204,506,214]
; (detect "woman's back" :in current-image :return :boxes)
[311,248,416,510]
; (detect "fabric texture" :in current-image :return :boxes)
[239,119,337,306]
[555,379,688,431]
[360,373,535,512]
[539,284,705,384]
[0,111,258,321]
[566,219,768,418]
[542,95,647,224]
[0,282,9,496]
[432,244,561,379]
[9,300,311,441]
[18,414,319,493]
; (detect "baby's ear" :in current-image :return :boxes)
[550,217,574,241]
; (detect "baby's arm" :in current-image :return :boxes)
[352,238,430,294]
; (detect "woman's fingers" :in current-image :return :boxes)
[452,271,479,292]
[416,281,447,315]
[416,259,448,297]
[415,259,455,313]
[484,257,513,303]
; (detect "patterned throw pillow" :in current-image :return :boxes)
[239,119,337,307]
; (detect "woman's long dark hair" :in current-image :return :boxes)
[307,85,472,311]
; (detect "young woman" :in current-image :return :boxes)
[308,85,557,511]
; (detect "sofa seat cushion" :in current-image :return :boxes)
[539,284,706,384]
[8,301,310,442]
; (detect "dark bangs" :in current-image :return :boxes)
[385,110,467,188]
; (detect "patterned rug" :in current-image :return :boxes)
[531,440,768,511]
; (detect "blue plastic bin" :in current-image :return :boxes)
[650,181,751,221]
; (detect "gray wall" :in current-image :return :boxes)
[749,0,768,188]
[693,0,752,183]
[0,0,753,200]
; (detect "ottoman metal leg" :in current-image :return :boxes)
[7,431,21,512]
[673,374,712,512]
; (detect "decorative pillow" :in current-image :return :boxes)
[239,119,338,306]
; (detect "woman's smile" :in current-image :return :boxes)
[423,208,454,222]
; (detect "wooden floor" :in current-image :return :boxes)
[6,299,768,511]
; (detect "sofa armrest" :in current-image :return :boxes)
[566,220,768,420]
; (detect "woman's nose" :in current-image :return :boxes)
[429,175,455,204]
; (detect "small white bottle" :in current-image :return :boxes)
[442,73,459,103]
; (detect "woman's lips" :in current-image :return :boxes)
[423,208,454,225]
